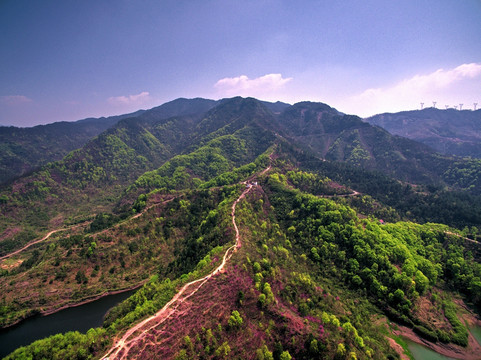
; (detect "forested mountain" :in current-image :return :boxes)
[0,98,273,256]
[365,108,481,158]
[0,98,220,186]
[0,111,144,184]
[1,97,481,359]
[277,102,456,185]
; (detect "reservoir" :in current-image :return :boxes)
[0,289,136,358]
[405,339,455,360]
[470,325,481,347]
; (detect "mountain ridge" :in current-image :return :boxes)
[365,108,481,158]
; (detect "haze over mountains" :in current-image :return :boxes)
[1,97,481,359]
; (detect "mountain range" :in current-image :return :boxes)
[1,97,481,359]
[0,110,147,185]
[365,107,481,158]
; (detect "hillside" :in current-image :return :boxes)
[365,108,481,158]
[3,97,481,258]
[1,97,481,359]
[277,102,452,185]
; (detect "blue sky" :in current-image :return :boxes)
[1,0,480,126]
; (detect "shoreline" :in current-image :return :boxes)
[0,281,146,330]
[392,320,481,360]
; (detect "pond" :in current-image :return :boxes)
[470,325,481,347]
[404,339,455,360]
[0,289,137,358]
[400,324,481,360]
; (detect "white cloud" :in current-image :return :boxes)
[214,74,293,98]
[107,91,151,106]
[0,95,33,105]
[340,63,481,117]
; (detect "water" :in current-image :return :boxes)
[0,289,136,358]
[470,325,481,347]
[404,339,455,360]
[401,324,481,360]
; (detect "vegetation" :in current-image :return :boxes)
[2,97,481,359]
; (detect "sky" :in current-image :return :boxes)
[1,0,481,127]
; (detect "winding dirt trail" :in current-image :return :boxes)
[320,189,360,198]
[0,228,69,261]
[102,183,256,360]
[0,195,178,262]
[445,231,481,246]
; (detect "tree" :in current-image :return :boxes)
[415,270,429,295]
[256,345,274,360]
[228,310,243,329]
[215,341,231,357]
[336,343,346,358]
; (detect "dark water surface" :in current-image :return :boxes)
[0,289,136,358]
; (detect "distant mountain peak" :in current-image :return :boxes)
[365,108,481,157]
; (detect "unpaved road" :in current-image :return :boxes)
[102,184,255,360]
[0,228,68,261]
[0,196,176,262]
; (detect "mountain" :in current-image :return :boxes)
[1,97,481,359]
[0,110,145,185]
[3,146,481,360]
[365,108,481,158]
[0,98,275,256]
[0,98,219,186]
[277,102,452,184]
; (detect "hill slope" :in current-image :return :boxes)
[0,98,218,186]
[1,96,481,358]
[278,102,452,184]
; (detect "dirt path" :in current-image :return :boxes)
[0,228,68,261]
[445,231,481,246]
[320,189,360,198]
[131,197,177,220]
[0,194,178,262]
[101,184,255,360]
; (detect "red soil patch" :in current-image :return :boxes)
[387,337,410,360]
[413,295,453,333]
